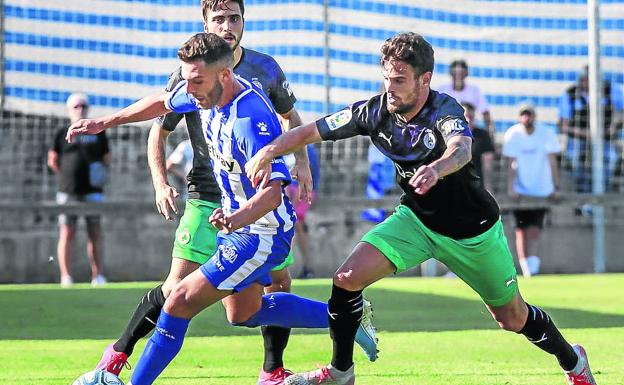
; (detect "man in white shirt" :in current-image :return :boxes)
[438,60,493,133]
[503,102,560,278]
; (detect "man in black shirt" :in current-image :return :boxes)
[246,33,597,385]
[48,92,110,288]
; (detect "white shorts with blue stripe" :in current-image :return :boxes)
[200,229,294,292]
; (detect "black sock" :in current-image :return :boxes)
[261,326,291,372]
[113,284,166,356]
[328,284,363,371]
[519,303,578,371]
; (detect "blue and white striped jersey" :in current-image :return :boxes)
[165,76,295,235]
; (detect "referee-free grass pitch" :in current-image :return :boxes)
[1,275,622,385]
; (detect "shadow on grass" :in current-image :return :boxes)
[2,284,623,340]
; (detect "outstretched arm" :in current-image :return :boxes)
[245,121,322,188]
[280,107,312,202]
[66,92,170,142]
[409,135,472,195]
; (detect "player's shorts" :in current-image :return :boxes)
[172,199,220,265]
[200,228,294,292]
[361,205,518,307]
[273,248,294,271]
[56,192,104,226]
[513,209,547,229]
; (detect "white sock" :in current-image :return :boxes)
[568,347,583,373]
[519,259,531,278]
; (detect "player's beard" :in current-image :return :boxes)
[231,29,243,51]
[388,102,413,115]
[224,28,243,52]
[387,98,417,115]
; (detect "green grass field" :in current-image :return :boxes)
[1,274,623,385]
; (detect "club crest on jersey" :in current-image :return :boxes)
[421,129,436,149]
[440,118,465,136]
[219,245,238,263]
[282,80,293,96]
[257,121,270,136]
[325,110,352,131]
[251,77,263,90]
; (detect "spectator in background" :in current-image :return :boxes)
[503,102,560,278]
[438,59,494,133]
[361,144,396,224]
[47,93,110,287]
[462,102,495,192]
[166,139,193,200]
[285,144,321,279]
[558,66,624,193]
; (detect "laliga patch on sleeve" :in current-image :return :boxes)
[324,109,353,131]
[440,118,466,136]
[282,80,294,96]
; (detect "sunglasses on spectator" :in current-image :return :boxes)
[73,104,88,109]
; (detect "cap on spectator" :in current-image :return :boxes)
[517,101,535,115]
[66,92,89,109]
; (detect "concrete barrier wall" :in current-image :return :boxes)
[1,198,623,284]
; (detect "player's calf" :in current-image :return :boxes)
[518,303,578,372]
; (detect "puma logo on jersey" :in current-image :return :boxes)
[378,132,393,146]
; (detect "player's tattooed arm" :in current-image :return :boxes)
[409,135,472,195]
[432,135,472,176]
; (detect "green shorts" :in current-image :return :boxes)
[361,205,518,307]
[273,248,295,271]
[172,199,220,264]
[173,199,295,270]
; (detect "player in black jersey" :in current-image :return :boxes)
[246,33,597,385]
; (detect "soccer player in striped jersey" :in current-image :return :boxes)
[67,33,376,385]
[88,1,376,384]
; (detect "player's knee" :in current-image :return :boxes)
[161,276,183,298]
[333,270,365,292]
[163,284,192,315]
[269,276,291,293]
[226,308,258,326]
[493,311,525,332]
[268,268,292,293]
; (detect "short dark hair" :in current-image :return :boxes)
[201,0,245,23]
[178,33,233,66]
[461,102,475,113]
[449,59,468,71]
[380,32,434,77]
